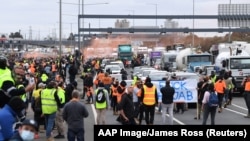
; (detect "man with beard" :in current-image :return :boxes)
[0,63,35,108]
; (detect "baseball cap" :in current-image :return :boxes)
[22,119,38,131]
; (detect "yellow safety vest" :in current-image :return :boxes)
[17,84,26,102]
[143,85,156,106]
[95,88,108,109]
[57,87,65,105]
[211,76,217,84]
[0,68,15,88]
[132,76,137,86]
[41,74,48,82]
[41,88,57,114]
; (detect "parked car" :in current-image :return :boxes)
[104,65,121,74]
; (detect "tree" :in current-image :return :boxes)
[9,32,23,39]
[67,33,75,40]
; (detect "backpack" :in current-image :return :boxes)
[96,89,106,103]
[208,91,219,107]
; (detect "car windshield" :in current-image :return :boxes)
[148,73,167,81]
[174,74,199,81]
[155,59,161,63]
[110,74,122,82]
[110,62,124,69]
[106,66,120,71]
[142,70,153,77]
[110,67,120,71]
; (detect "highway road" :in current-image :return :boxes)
[25,69,250,141]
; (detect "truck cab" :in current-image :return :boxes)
[227,56,250,95]
[187,53,212,73]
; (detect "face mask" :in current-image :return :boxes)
[20,130,35,141]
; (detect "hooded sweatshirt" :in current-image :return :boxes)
[139,82,158,105]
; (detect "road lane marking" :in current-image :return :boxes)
[232,103,248,111]
[223,103,248,116]
[155,107,185,125]
[91,104,97,125]
[223,108,247,116]
[164,113,186,125]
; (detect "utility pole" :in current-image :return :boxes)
[228,0,232,43]
[192,0,195,50]
[59,0,62,58]
[82,0,84,56]
[78,0,81,57]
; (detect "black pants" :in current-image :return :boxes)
[176,103,185,113]
[244,93,250,114]
[143,105,155,125]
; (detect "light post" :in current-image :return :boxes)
[80,1,109,49]
[147,3,158,27]
[59,0,62,58]
[228,0,232,43]
[126,10,135,27]
[61,1,108,58]
[192,0,195,49]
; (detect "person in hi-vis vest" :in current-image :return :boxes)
[40,81,61,141]
[94,82,110,125]
[0,61,34,108]
[54,82,66,139]
[241,75,250,118]
[139,77,158,125]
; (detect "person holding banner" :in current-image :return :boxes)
[140,77,158,125]
[195,76,209,120]
[171,73,185,114]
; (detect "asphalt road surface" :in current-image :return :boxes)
[26,69,250,141]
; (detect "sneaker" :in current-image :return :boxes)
[54,135,65,139]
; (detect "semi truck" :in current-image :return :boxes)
[117,44,133,61]
[149,51,162,66]
[176,47,213,73]
[160,50,177,72]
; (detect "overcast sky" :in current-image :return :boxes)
[0,0,249,39]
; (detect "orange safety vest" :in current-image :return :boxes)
[143,85,156,106]
[137,89,142,97]
[111,86,118,97]
[214,80,226,94]
[29,67,35,74]
[245,81,250,91]
[97,73,105,82]
[102,76,112,85]
[116,86,125,103]
[86,87,93,97]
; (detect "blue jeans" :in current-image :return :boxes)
[202,104,217,125]
[67,128,84,141]
[44,112,56,138]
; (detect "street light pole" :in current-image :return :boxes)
[192,0,195,49]
[82,0,84,55]
[78,0,81,57]
[126,10,135,27]
[228,0,232,43]
[147,3,157,27]
[59,0,62,58]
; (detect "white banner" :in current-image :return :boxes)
[152,79,198,103]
